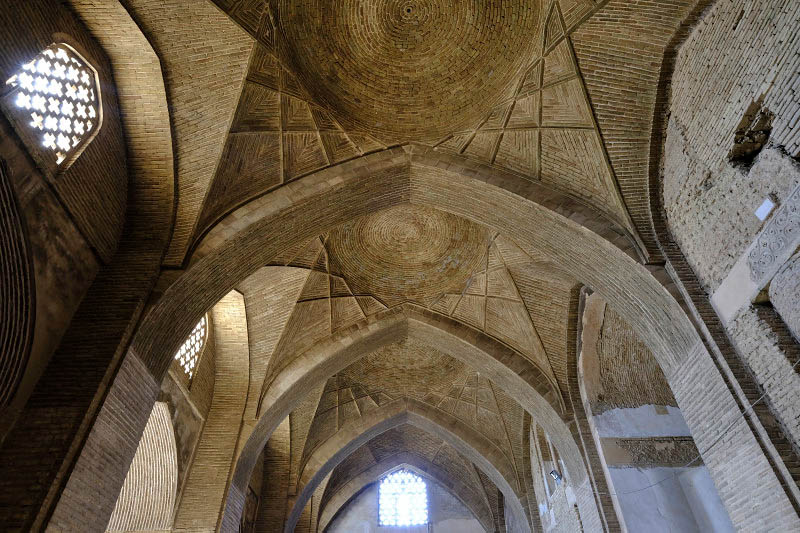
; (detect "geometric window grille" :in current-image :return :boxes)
[173,315,207,379]
[378,469,428,527]
[4,43,101,168]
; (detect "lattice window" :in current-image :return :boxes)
[4,43,101,169]
[379,469,428,527]
[174,316,207,379]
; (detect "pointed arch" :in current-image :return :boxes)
[71,146,798,531]
[225,304,598,532]
[318,452,495,532]
[286,397,529,533]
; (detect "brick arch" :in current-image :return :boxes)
[172,291,249,532]
[65,0,175,228]
[563,285,623,532]
[259,303,564,418]
[65,151,796,531]
[317,452,496,532]
[286,397,530,533]
[0,161,34,408]
[190,145,643,264]
[0,2,177,531]
[228,304,596,532]
[644,0,800,523]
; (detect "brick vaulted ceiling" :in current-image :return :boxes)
[130,0,703,528]
[189,0,703,266]
[234,200,579,528]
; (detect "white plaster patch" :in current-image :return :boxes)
[679,468,735,533]
[711,249,759,324]
[609,467,699,533]
[565,486,577,506]
[755,197,776,221]
[592,405,691,438]
[712,179,800,323]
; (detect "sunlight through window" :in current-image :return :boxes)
[379,469,428,527]
[5,43,100,167]
[174,316,207,379]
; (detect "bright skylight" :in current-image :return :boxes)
[379,469,428,527]
[5,43,100,166]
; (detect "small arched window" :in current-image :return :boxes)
[3,43,101,171]
[379,469,428,527]
[174,316,207,379]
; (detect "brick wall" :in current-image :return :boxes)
[0,0,132,441]
[663,1,800,292]
[173,291,250,532]
[581,294,676,413]
[0,0,175,527]
[117,0,253,266]
[0,160,34,415]
[106,402,177,532]
[658,0,800,513]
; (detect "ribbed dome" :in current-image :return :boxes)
[326,205,488,307]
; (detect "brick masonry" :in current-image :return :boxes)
[1,1,799,532]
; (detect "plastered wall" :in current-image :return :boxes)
[662,0,800,456]
[327,481,484,533]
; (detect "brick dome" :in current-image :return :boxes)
[326,204,488,307]
[277,0,541,142]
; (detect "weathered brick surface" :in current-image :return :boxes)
[3,2,799,532]
[663,1,800,292]
[728,306,800,449]
[582,294,676,412]
[652,0,800,517]
[28,147,798,532]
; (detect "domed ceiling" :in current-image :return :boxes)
[277,0,541,142]
[194,0,653,264]
[326,205,488,307]
[339,339,471,400]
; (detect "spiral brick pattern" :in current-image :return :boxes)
[326,205,488,307]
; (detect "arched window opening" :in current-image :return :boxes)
[378,469,428,527]
[3,43,101,170]
[174,316,207,379]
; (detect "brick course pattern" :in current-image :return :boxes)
[655,0,800,515]
[106,402,177,532]
[663,1,800,292]
[4,1,800,532]
[0,161,34,408]
[119,0,253,266]
[173,291,250,532]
